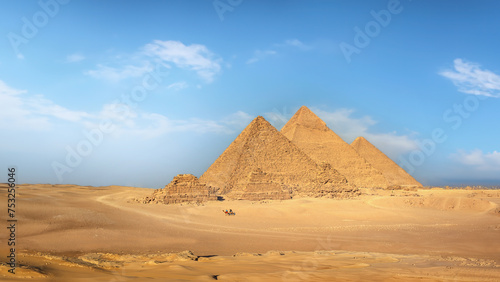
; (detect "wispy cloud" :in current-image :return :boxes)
[450,149,500,171]
[86,40,222,83]
[246,50,277,64]
[265,106,418,160]
[85,63,154,82]
[143,40,222,83]
[167,81,188,91]
[65,53,85,63]
[89,103,249,139]
[247,39,311,64]
[313,108,419,159]
[0,79,249,137]
[281,39,312,50]
[0,80,91,130]
[440,58,500,97]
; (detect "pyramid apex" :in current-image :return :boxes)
[353,136,368,143]
[282,106,328,132]
[252,115,271,126]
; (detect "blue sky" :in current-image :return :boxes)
[1,0,500,188]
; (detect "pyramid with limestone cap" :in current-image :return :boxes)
[281,106,389,188]
[199,116,354,199]
[351,136,422,187]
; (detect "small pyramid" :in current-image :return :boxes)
[351,137,422,187]
[199,116,352,198]
[281,106,388,188]
[142,174,217,204]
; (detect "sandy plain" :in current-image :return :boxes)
[1,183,499,281]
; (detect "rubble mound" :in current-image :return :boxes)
[142,174,217,205]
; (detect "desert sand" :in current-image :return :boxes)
[1,183,499,281]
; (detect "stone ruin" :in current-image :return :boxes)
[141,174,217,205]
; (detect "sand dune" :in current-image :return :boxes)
[1,184,499,281]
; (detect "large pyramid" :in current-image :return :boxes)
[199,116,353,199]
[281,106,389,188]
[351,136,422,187]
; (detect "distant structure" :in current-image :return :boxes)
[141,174,217,204]
[281,106,389,188]
[351,136,422,187]
[142,106,422,204]
[199,116,355,200]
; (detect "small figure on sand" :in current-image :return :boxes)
[222,209,236,216]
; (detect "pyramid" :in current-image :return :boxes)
[281,106,389,188]
[351,136,422,187]
[142,174,217,204]
[199,116,353,199]
[229,168,291,201]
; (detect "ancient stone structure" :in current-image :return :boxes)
[228,168,291,201]
[199,116,354,199]
[281,106,389,188]
[351,136,422,187]
[142,174,217,204]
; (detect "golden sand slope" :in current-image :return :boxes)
[1,184,499,281]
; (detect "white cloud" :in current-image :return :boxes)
[167,81,188,91]
[143,40,222,83]
[451,149,500,171]
[282,39,312,50]
[88,103,248,139]
[222,111,254,127]
[313,108,419,159]
[440,58,500,97]
[0,79,250,139]
[247,39,312,64]
[0,80,91,130]
[246,50,277,64]
[265,106,418,160]
[85,63,154,82]
[66,53,85,63]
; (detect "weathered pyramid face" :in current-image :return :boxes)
[281,106,330,133]
[281,106,388,188]
[199,115,350,196]
[351,137,422,187]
